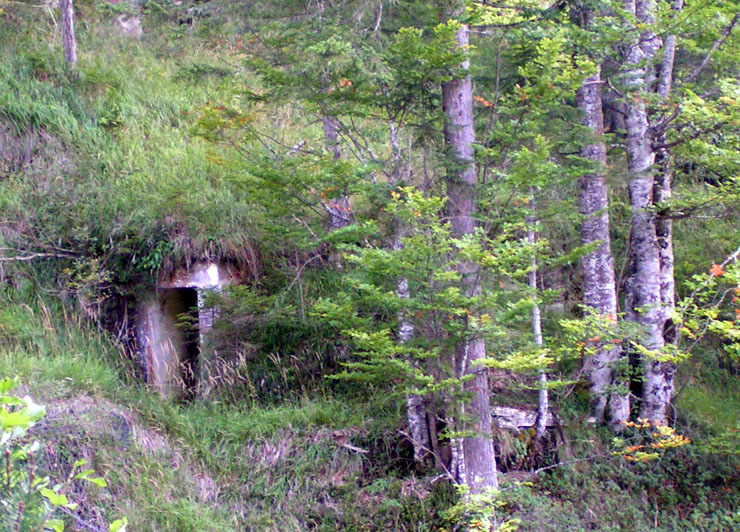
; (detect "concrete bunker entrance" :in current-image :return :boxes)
[137,262,234,397]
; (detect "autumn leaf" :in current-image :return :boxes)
[710,263,725,276]
[473,95,494,108]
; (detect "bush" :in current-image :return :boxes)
[0,377,126,532]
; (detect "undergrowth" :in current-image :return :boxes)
[0,291,456,530]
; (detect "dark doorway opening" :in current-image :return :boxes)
[161,288,199,396]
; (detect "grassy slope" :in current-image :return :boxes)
[2,293,450,531]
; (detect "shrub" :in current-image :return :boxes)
[0,377,126,532]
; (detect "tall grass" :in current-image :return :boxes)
[0,293,125,397]
[0,290,421,531]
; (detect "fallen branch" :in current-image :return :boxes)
[0,251,78,263]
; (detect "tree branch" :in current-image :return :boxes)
[684,12,740,84]
[0,252,78,263]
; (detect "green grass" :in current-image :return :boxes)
[0,292,432,531]
[676,364,740,433]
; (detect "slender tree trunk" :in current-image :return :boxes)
[442,17,498,492]
[60,0,77,68]
[322,114,351,230]
[316,0,349,233]
[622,0,671,424]
[576,62,629,427]
[640,0,683,423]
[654,0,681,345]
[389,119,432,465]
[528,194,549,442]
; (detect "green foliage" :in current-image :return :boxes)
[314,189,536,400]
[441,485,521,532]
[2,1,740,530]
[0,377,123,532]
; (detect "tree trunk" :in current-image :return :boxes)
[622,0,671,424]
[576,62,629,427]
[60,0,77,68]
[389,120,432,466]
[316,0,349,234]
[322,114,351,230]
[528,194,549,443]
[654,0,681,346]
[442,18,498,492]
[641,0,683,423]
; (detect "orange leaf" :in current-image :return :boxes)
[473,95,494,108]
[710,263,725,276]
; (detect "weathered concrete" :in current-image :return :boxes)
[136,262,234,396]
[492,406,557,432]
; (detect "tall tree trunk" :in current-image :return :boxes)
[442,17,498,492]
[576,62,629,427]
[60,0,77,68]
[622,0,671,424]
[389,119,432,465]
[641,0,683,423]
[654,0,681,347]
[528,194,549,442]
[316,0,349,233]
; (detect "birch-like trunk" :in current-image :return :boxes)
[640,0,683,422]
[527,196,549,442]
[442,19,498,492]
[576,62,629,427]
[389,121,432,465]
[622,0,671,424]
[654,0,681,344]
[60,0,77,68]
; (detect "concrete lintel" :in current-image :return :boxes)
[158,262,234,290]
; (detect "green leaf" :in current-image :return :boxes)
[40,488,69,506]
[109,518,128,532]
[0,377,19,394]
[86,476,108,488]
[45,519,65,532]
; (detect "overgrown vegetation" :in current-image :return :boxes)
[1,0,740,530]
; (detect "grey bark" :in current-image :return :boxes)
[576,62,629,427]
[316,0,349,233]
[60,0,77,68]
[527,196,549,442]
[622,0,672,424]
[640,0,683,423]
[654,0,681,337]
[389,120,432,465]
[442,19,498,492]
[322,114,351,230]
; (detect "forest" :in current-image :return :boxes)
[0,0,739,530]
